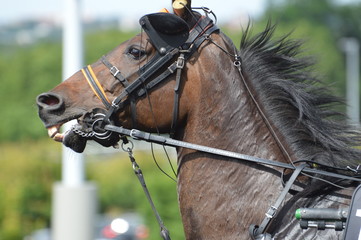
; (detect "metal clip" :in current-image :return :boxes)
[234,55,242,68]
[168,65,175,74]
[111,99,119,109]
[347,164,361,174]
[121,139,134,152]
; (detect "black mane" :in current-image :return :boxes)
[238,23,361,169]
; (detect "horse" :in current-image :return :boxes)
[36,1,361,239]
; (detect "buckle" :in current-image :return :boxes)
[176,55,185,69]
[110,66,120,77]
[265,206,277,219]
[111,99,119,109]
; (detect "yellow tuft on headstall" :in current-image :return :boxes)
[158,8,169,13]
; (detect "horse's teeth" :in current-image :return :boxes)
[53,133,64,142]
[47,126,59,138]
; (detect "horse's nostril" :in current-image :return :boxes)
[36,92,64,111]
[42,95,59,106]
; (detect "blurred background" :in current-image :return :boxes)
[0,0,360,239]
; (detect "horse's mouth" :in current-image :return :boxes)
[45,114,83,143]
[47,124,66,142]
[44,110,121,153]
[45,117,89,153]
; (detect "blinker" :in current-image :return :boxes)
[139,13,190,55]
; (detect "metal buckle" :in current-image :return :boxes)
[176,55,185,69]
[110,66,120,77]
[111,99,119,109]
[265,206,277,219]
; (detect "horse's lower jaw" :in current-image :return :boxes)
[62,130,87,153]
[45,109,121,153]
[47,124,87,153]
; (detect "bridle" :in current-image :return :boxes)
[81,10,219,138]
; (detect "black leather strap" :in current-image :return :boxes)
[250,164,307,239]
[100,16,219,132]
[101,56,130,87]
[170,53,185,138]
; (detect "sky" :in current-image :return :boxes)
[1,0,359,26]
[0,0,267,25]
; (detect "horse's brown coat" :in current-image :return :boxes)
[36,1,360,239]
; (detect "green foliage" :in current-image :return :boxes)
[0,140,61,239]
[0,30,138,143]
[85,30,138,63]
[0,139,184,240]
[87,148,185,240]
[263,0,361,99]
[0,42,62,141]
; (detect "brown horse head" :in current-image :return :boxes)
[36,1,361,239]
[36,1,215,152]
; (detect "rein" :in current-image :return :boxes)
[105,125,361,239]
[106,126,361,183]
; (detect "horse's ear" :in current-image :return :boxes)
[140,13,189,54]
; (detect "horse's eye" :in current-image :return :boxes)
[127,47,146,60]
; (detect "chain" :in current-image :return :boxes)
[122,141,171,240]
[71,125,95,138]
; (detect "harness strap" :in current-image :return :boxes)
[101,48,181,126]
[170,53,185,138]
[81,66,111,109]
[136,60,178,97]
[104,125,361,183]
[101,56,130,87]
[94,14,219,134]
[100,57,138,126]
[249,164,307,239]
[130,96,138,128]
[125,146,171,240]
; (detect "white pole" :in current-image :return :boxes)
[341,38,360,124]
[52,0,97,239]
[61,0,84,186]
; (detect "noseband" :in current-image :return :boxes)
[81,11,219,137]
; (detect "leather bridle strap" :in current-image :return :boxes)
[82,65,111,109]
[101,56,130,88]
[250,164,307,239]
[97,15,219,132]
[101,56,138,127]
[100,48,181,127]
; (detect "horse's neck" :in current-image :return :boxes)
[176,43,291,239]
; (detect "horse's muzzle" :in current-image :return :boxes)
[36,92,65,126]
